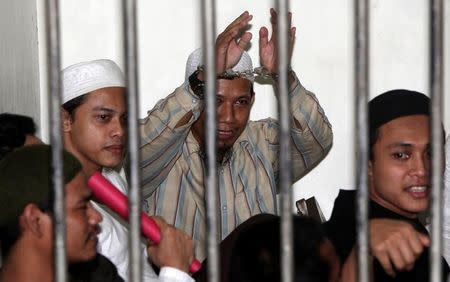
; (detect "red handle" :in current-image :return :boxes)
[88,172,201,273]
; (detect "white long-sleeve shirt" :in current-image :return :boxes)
[91,168,194,282]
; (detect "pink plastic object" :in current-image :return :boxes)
[88,172,202,274]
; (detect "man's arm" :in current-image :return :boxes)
[324,191,429,277]
[258,9,333,182]
[139,83,202,195]
[139,11,253,195]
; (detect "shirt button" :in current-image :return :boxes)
[222,205,227,211]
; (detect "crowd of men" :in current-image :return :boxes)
[0,8,449,282]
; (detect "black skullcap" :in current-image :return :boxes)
[369,89,430,142]
[0,144,82,226]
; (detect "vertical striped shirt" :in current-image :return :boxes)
[139,72,333,260]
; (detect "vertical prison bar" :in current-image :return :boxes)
[430,0,444,281]
[46,0,66,281]
[122,0,142,281]
[43,2,447,282]
[200,1,220,282]
[275,1,294,282]
[355,0,370,281]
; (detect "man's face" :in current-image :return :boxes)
[65,171,102,262]
[369,114,430,218]
[64,87,127,172]
[192,78,253,151]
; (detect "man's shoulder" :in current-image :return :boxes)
[240,118,279,142]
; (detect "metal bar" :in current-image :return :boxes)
[354,0,370,281]
[275,1,293,282]
[200,0,219,281]
[122,1,142,281]
[45,0,66,281]
[429,0,444,281]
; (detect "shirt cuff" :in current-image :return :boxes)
[159,267,194,282]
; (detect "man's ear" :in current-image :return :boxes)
[62,109,73,132]
[250,94,255,107]
[20,203,48,238]
[368,161,373,178]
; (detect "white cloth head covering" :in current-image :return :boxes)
[185,48,253,81]
[61,59,125,104]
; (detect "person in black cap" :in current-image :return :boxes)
[0,145,123,282]
[324,89,449,281]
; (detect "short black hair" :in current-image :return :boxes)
[369,90,431,160]
[0,113,37,159]
[62,94,88,119]
[229,215,330,282]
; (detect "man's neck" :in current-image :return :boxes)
[63,136,102,177]
[1,242,53,282]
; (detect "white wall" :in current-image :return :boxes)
[0,0,41,130]
[47,0,450,218]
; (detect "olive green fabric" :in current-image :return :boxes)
[0,144,82,226]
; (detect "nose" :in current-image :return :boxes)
[218,102,235,123]
[87,202,103,225]
[410,154,429,178]
[111,117,125,139]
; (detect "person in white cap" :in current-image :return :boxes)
[138,9,333,260]
[61,59,195,282]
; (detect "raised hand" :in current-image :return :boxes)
[215,11,253,73]
[259,8,296,74]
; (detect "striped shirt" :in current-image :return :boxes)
[139,72,333,260]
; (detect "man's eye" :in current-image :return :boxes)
[392,152,409,160]
[96,114,110,121]
[236,99,249,105]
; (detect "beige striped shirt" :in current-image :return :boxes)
[139,73,333,260]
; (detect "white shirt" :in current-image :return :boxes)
[91,168,194,282]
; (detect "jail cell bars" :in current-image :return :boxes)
[430,1,444,282]
[44,0,445,281]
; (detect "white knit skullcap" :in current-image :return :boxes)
[61,59,125,104]
[185,48,253,81]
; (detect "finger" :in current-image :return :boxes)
[388,247,407,274]
[270,8,277,29]
[288,12,292,28]
[237,32,252,50]
[376,252,396,277]
[217,29,239,47]
[259,27,269,49]
[418,233,430,247]
[224,11,252,33]
[290,27,296,38]
[407,232,426,258]
[397,242,416,271]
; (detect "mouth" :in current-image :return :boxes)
[86,229,100,245]
[405,185,429,199]
[105,144,124,155]
[217,129,234,140]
